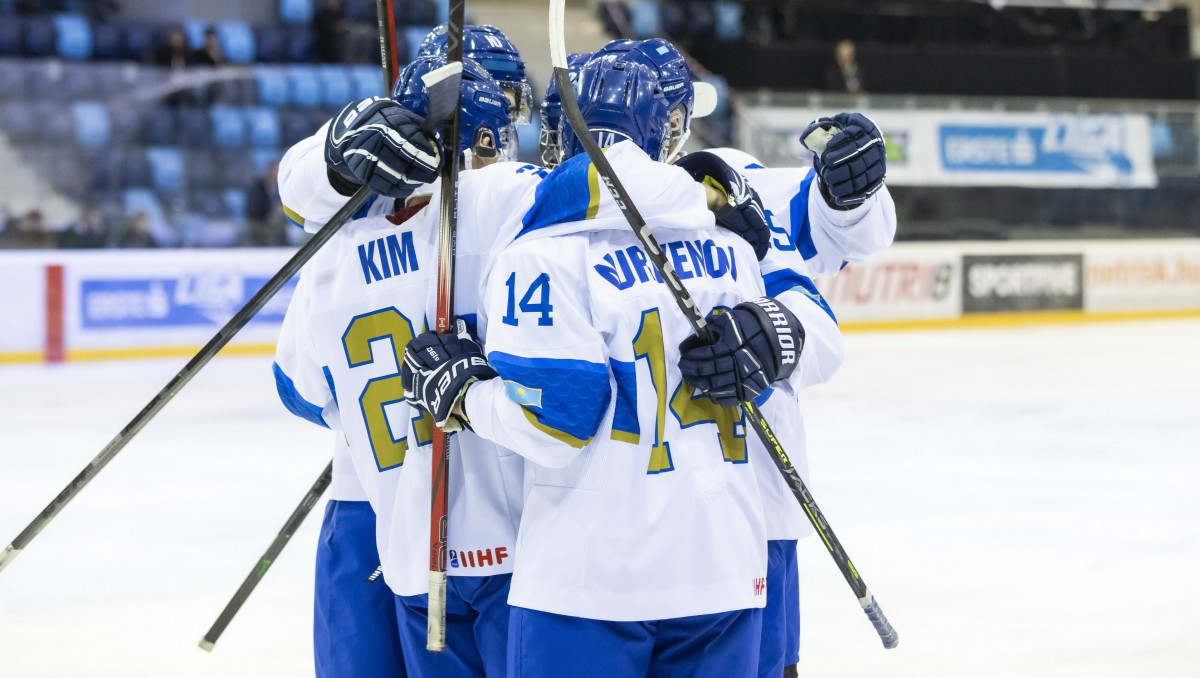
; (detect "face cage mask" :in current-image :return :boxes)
[539,126,562,168]
[665,107,689,163]
[501,81,534,125]
[461,124,517,168]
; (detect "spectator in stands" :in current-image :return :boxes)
[153,25,198,69]
[0,210,54,250]
[193,26,227,67]
[57,205,110,249]
[314,0,348,63]
[116,211,159,248]
[825,39,864,94]
[245,162,288,246]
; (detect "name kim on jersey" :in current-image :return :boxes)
[595,238,739,291]
[358,230,420,285]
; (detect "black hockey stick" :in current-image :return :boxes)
[199,460,333,651]
[547,0,898,649]
[427,0,466,654]
[192,2,405,650]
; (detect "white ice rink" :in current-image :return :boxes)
[1,319,1198,677]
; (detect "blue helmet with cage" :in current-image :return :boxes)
[559,55,671,163]
[392,55,514,164]
[538,52,590,168]
[419,24,533,125]
[595,38,706,160]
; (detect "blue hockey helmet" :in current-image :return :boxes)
[559,55,671,163]
[538,52,590,168]
[392,55,515,164]
[596,38,715,160]
[419,24,533,125]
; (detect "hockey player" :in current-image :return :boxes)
[274,56,535,677]
[401,55,842,678]
[419,24,534,125]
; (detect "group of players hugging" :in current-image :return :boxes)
[272,22,895,678]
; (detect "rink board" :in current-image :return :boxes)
[1,240,1198,362]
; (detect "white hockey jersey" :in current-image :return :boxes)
[706,146,897,542]
[463,141,777,622]
[273,150,547,595]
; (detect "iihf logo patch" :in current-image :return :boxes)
[449,550,460,568]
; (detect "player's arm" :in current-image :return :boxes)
[277,97,443,233]
[801,112,896,277]
[403,238,611,468]
[272,271,341,429]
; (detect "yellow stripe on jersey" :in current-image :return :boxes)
[521,406,592,449]
[282,204,305,227]
[585,162,601,220]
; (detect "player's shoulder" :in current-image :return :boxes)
[461,161,550,193]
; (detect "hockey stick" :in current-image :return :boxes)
[198,460,333,651]
[547,0,898,650]
[192,1,404,649]
[427,0,466,654]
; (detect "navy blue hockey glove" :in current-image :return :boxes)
[674,151,771,260]
[325,97,443,199]
[800,112,886,210]
[402,318,498,432]
[678,297,805,408]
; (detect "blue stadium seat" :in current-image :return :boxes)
[118,149,152,187]
[713,1,744,41]
[186,150,221,189]
[184,20,207,50]
[279,107,312,146]
[244,106,280,148]
[209,105,247,148]
[147,146,185,191]
[256,67,289,106]
[54,14,92,60]
[70,101,110,148]
[122,21,154,61]
[223,189,247,220]
[255,24,287,63]
[24,16,57,56]
[143,107,177,145]
[403,27,430,62]
[0,15,22,55]
[91,21,122,59]
[122,187,168,227]
[218,21,256,64]
[350,65,382,100]
[280,0,314,23]
[177,107,211,147]
[317,65,352,106]
[286,65,322,106]
[285,25,315,63]
[629,0,661,39]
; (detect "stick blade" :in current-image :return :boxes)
[420,62,464,136]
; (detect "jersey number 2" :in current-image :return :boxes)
[342,308,433,471]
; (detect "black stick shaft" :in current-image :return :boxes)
[0,188,370,575]
[549,36,896,647]
[198,461,333,651]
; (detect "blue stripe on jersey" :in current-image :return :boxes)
[322,365,338,405]
[519,153,595,236]
[353,194,377,221]
[789,174,819,261]
[488,351,611,443]
[609,358,639,440]
[273,362,329,428]
[746,162,765,169]
[762,269,838,324]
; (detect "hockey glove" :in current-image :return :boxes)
[325,97,443,199]
[402,318,498,433]
[674,151,771,260]
[678,297,805,408]
[800,112,886,210]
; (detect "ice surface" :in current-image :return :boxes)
[1,319,1198,676]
